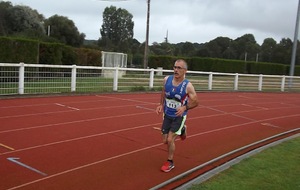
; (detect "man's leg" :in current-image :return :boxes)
[162,134,168,144]
[161,132,177,172]
[180,125,187,140]
[167,132,177,160]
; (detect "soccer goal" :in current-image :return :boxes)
[101,51,127,78]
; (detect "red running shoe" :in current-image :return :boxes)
[161,161,175,172]
[180,125,187,140]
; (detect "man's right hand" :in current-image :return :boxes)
[156,104,163,114]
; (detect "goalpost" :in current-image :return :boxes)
[101,51,128,78]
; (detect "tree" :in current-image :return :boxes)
[195,47,210,57]
[99,6,134,52]
[150,42,174,56]
[223,39,237,59]
[5,5,45,37]
[260,38,277,62]
[180,42,196,56]
[234,34,260,61]
[273,38,293,64]
[0,1,13,35]
[44,15,85,47]
[205,37,230,58]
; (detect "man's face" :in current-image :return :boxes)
[173,62,187,78]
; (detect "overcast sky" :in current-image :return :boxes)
[5,0,300,45]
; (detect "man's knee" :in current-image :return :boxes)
[162,134,168,144]
[167,136,175,144]
[162,137,168,144]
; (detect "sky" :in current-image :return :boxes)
[4,0,300,45]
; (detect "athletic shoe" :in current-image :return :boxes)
[161,161,175,172]
[180,125,187,140]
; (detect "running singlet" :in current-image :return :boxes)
[164,75,189,117]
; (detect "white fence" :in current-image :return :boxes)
[1,62,300,96]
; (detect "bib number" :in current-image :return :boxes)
[166,99,181,109]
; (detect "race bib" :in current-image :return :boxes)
[166,99,181,109]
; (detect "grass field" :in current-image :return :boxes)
[189,136,300,190]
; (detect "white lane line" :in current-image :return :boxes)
[136,105,156,112]
[0,123,161,156]
[55,103,80,111]
[241,104,269,110]
[0,104,144,119]
[0,112,153,134]
[7,157,47,176]
[6,143,162,190]
[96,95,157,105]
[261,123,284,129]
[199,105,256,121]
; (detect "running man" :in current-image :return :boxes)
[156,59,199,172]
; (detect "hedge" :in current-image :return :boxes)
[0,36,298,76]
[0,37,39,63]
[0,37,101,66]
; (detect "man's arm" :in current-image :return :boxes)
[176,82,198,116]
[156,76,168,114]
[185,82,198,110]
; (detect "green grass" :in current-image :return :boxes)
[189,136,300,190]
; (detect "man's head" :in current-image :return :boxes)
[173,59,187,79]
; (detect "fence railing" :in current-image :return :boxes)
[1,62,300,96]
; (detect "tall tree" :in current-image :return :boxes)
[44,15,85,47]
[99,6,134,52]
[0,1,13,36]
[273,38,293,64]
[205,37,230,58]
[150,42,174,56]
[234,34,260,61]
[181,42,196,56]
[5,5,45,37]
[260,38,277,62]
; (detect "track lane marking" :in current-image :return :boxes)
[0,112,153,134]
[2,113,299,157]
[0,143,14,151]
[6,143,163,190]
[7,157,47,176]
[96,95,158,105]
[0,103,151,119]
[55,103,80,111]
[0,123,161,156]
[136,105,156,112]
[261,122,284,129]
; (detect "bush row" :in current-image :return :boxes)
[0,37,101,66]
[148,56,300,76]
[1,37,299,76]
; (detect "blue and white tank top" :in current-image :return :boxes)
[164,75,189,117]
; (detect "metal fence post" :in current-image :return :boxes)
[258,74,263,91]
[234,73,239,91]
[18,62,25,94]
[208,72,213,90]
[113,67,119,91]
[71,65,77,92]
[149,68,154,89]
[281,76,286,92]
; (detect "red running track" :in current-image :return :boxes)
[0,92,299,190]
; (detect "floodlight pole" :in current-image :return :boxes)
[143,0,150,69]
[289,0,300,87]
